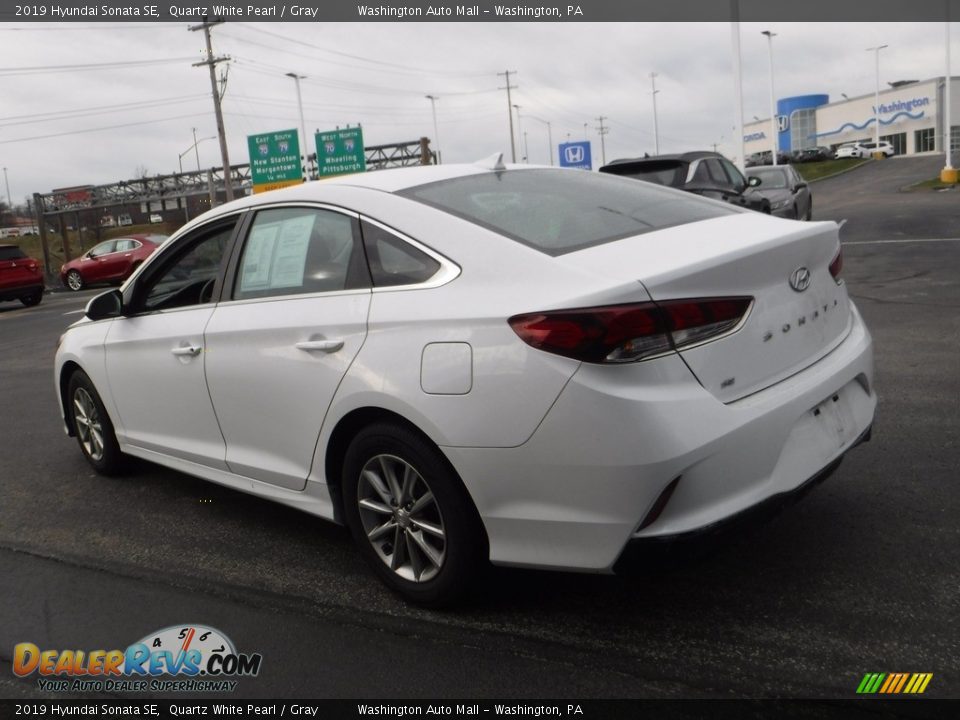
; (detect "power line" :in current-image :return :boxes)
[0,113,205,145]
[0,95,207,127]
[0,57,197,76]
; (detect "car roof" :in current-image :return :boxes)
[604,151,722,167]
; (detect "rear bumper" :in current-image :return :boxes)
[444,303,876,573]
[0,283,43,301]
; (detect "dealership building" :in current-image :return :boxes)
[743,76,960,157]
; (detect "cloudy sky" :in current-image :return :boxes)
[0,21,952,206]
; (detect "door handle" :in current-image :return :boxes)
[171,345,202,357]
[295,339,344,353]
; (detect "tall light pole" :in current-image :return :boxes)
[762,30,778,166]
[2,167,11,210]
[943,21,955,181]
[867,45,889,150]
[497,70,518,163]
[513,104,525,162]
[650,72,660,155]
[730,13,746,170]
[528,115,553,165]
[179,134,217,173]
[425,94,442,164]
[284,72,308,179]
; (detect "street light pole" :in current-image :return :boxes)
[762,30,778,166]
[2,167,11,210]
[528,115,553,165]
[285,72,309,180]
[730,12,746,171]
[513,104,525,162]
[944,21,955,180]
[650,72,660,155]
[867,45,889,149]
[179,135,217,174]
[425,95,442,164]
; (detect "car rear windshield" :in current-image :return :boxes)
[599,160,686,187]
[0,246,27,260]
[400,169,735,256]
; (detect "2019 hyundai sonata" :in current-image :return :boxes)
[55,156,876,605]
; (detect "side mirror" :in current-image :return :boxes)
[85,289,124,321]
[795,182,808,190]
[748,176,762,187]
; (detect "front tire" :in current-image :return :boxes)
[342,423,485,606]
[67,370,126,475]
[66,270,84,291]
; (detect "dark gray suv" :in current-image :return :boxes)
[600,151,770,214]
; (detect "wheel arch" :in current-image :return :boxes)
[323,406,489,552]
[59,360,83,436]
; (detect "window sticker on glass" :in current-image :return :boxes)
[269,215,313,289]
[240,223,280,292]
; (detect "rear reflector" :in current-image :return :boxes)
[509,297,752,364]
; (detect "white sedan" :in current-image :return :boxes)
[55,156,876,605]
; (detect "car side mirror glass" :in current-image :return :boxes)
[748,176,762,187]
[795,181,807,190]
[85,289,124,321]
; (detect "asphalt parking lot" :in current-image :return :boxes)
[0,157,957,703]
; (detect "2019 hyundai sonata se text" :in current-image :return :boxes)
[54,156,876,605]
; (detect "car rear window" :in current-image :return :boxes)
[400,169,735,256]
[0,246,27,260]
[600,160,686,187]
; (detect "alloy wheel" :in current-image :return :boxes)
[356,454,446,583]
[67,271,83,291]
[73,387,104,461]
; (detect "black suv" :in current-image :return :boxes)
[601,151,770,213]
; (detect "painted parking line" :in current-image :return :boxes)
[844,237,960,245]
[63,309,86,315]
[838,219,848,228]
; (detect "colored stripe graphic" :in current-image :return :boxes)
[858,673,933,694]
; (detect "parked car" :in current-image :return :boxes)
[746,150,792,166]
[99,215,116,228]
[746,165,813,220]
[855,141,895,158]
[835,144,862,159]
[59,234,166,291]
[0,244,44,307]
[599,151,771,213]
[149,214,163,224]
[118,214,133,227]
[793,146,833,163]
[55,159,876,605]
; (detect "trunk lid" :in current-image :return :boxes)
[564,214,851,402]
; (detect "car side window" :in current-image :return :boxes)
[90,241,116,257]
[718,158,747,192]
[690,161,712,185]
[115,239,140,252]
[138,222,235,312]
[703,160,729,186]
[234,207,368,301]
[360,220,440,287]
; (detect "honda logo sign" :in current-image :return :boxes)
[558,141,592,170]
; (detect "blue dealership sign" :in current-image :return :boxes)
[559,141,592,170]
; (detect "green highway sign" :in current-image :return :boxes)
[316,127,366,178]
[247,129,303,193]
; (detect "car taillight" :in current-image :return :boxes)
[508,297,752,364]
[829,247,843,282]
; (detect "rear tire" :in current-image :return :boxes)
[342,423,485,607]
[20,290,42,307]
[67,370,126,475]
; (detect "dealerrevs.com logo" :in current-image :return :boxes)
[13,624,262,693]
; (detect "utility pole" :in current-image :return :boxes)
[2,167,11,210]
[762,30,778,166]
[190,18,234,202]
[513,104,524,161]
[596,116,609,165]
[497,70,518,162]
[192,127,201,171]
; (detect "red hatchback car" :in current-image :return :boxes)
[60,234,166,291]
[0,244,44,307]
